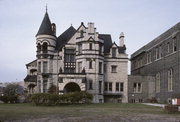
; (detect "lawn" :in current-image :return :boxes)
[0,103,179,122]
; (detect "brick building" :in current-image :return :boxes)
[24,11,128,103]
[129,22,180,103]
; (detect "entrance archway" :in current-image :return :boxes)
[64,82,81,93]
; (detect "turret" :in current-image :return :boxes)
[36,11,57,58]
[119,32,124,47]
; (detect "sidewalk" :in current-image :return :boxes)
[142,103,165,108]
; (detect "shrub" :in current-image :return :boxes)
[0,96,9,103]
[0,95,18,103]
[31,91,93,106]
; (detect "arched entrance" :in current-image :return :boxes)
[64,82,81,93]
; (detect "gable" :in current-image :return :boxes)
[56,26,76,51]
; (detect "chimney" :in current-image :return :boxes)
[88,22,95,33]
[119,32,124,47]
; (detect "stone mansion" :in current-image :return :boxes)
[24,11,128,103]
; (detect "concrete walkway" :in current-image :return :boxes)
[142,103,165,108]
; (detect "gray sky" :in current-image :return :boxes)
[0,0,180,82]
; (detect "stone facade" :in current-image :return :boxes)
[24,11,128,103]
[128,75,155,103]
[130,22,180,103]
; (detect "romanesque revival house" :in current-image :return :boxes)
[24,11,128,103]
[129,22,180,103]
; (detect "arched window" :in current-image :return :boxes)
[42,42,48,53]
[155,72,160,93]
[168,69,173,91]
[37,43,41,52]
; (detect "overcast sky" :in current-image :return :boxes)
[0,0,180,82]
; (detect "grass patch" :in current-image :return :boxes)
[0,103,179,121]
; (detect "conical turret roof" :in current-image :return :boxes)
[36,12,53,36]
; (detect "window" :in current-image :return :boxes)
[78,62,82,73]
[159,45,162,58]
[43,80,47,93]
[133,83,142,93]
[37,43,41,52]
[104,82,108,91]
[99,44,102,54]
[99,62,102,74]
[78,44,82,54]
[111,65,117,73]
[104,64,106,73]
[64,49,76,73]
[43,61,48,73]
[156,73,160,93]
[89,61,92,69]
[38,80,41,92]
[116,82,124,92]
[120,83,124,92]
[112,48,116,57]
[99,81,102,94]
[167,42,170,53]
[149,51,151,63]
[173,38,177,52]
[109,82,112,91]
[168,69,173,91]
[104,82,112,91]
[42,42,48,53]
[155,47,159,60]
[89,43,92,50]
[80,30,84,37]
[89,80,93,90]
[38,62,41,73]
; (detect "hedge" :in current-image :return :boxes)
[0,95,18,103]
[31,91,93,106]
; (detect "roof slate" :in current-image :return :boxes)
[56,26,76,51]
[36,12,53,36]
[98,34,112,53]
[131,22,180,59]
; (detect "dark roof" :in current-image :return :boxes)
[26,60,37,67]
[98,34,112,53]
[36,12,53,36]
[56,26,76,51]
[24,75,37,82]
[131,22,180,59]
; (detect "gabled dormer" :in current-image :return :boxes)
[111,42,118,58]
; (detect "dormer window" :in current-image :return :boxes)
[112,48,116,57]
[80,30,84,37]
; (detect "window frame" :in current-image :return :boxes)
[111,65,117,73]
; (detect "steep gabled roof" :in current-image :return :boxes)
[36,12,53,36]
[26,60,37,68]
[98,34,112,53]
[56,26,76,51]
